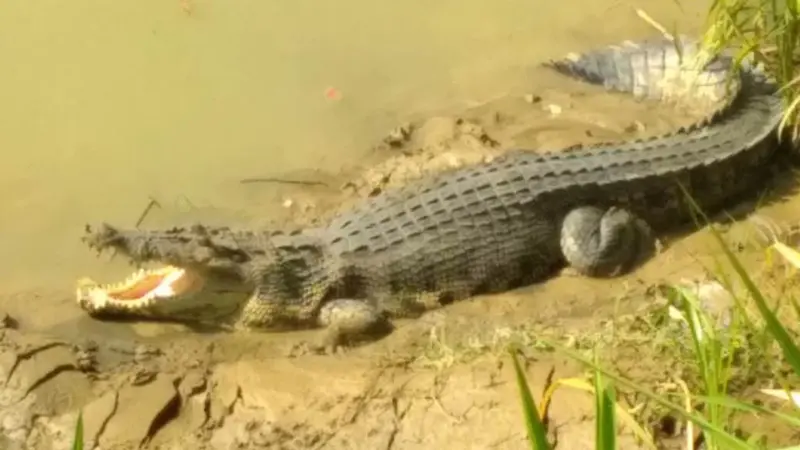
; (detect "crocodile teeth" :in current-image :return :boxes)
[75,266,204,314]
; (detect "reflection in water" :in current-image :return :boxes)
[0,0,707,328]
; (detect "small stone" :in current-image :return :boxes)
[0,313,18,329]
[178,370,207,398]
[129,367,157,386]
[75,349,97,373]
[2,409,29,432]
[383,123,412,148]
[524,94,542,104]
[133,344,160,363]
[546,104,562,116]
[625,120,646,133]
[76,340,98,352]
[458,122,486,137]
[443,153,461,168]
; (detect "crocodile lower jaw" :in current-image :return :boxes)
[76,266,205,315]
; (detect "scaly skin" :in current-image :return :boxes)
[79,36,784,349]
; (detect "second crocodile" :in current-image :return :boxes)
[78,37,785,349]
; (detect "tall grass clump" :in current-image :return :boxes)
[512,235,800,448]
[700,0,800,137]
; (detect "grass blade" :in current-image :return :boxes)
[593,354,617,450]
[72,413,84,450]
[545,341,752,449]
[680,187,800,376]
[509,348,551,450]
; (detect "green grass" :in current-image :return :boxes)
[511,229,800,449]
[71,412,83,450]
[511,208,800,449]
[700,0,800,138]
[511,349,551,449]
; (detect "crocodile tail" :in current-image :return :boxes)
[543,35,741,119]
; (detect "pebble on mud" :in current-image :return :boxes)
[624,120,646,133]
[130,367,158,386]
[662,278,735,331]
[546,104,563,117]
[74,340,99,373]
[0,313,18,329]
[383,123,413,148]
[524,93,542,104]
[133,344,161,363]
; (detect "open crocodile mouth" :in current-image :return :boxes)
[76,266,205,316]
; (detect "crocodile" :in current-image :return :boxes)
[78,36,785,349]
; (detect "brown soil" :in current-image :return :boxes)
[3,75,800,450]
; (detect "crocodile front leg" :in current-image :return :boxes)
[235,288,392,352]
[316,299,393,349]
[560,206,659,277]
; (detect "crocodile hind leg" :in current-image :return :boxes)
[560,206,659,277]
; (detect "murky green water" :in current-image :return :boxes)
[0,0,709,327]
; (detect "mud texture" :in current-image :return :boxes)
[275,85,706,228]
[1,308,670,450]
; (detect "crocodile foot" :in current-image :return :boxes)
[314,299,394,351]
[560,206,658,277]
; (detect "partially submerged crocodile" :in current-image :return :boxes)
[78,37,785,348]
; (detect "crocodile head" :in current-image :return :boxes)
[77,223,270,321]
